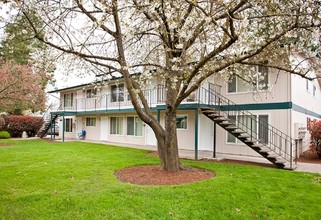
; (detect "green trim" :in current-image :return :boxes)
[292,103,321,118]
[219,102,292,111]
[51,101,321,119]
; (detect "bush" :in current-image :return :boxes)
[309,120,321,159]
[0,131,11,139]
[3,115,44,138]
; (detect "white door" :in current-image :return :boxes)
[76,117,83,138]
[100,117,108,141]
[146,124,157,146]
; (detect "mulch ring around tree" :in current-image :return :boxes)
[115,165,215,186]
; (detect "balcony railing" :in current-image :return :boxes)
[59,85,215,112]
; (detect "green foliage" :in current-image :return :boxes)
[309,120,321,159]
[3,115,43,137]
[0,140,320,219]
[0,12,45,65]
[0,131,10,139]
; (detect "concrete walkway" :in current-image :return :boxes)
[50,137,321,175]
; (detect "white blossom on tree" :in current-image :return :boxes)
[16,0,321,171]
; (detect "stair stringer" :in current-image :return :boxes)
[202,108,293,169]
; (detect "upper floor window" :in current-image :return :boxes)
[86,117,96,127]
[228,66,268,93]
[306,79,309,91]
[111,84,124,102]
[63,93,73,107]
[86,89,97,98]
[313,85,316,97]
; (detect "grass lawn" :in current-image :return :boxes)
[0,139,320,220]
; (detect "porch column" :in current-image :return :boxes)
[62,114,65,142]
[50,113,53,140]
[194,109,199,160]
[157,109,160,123]
[213,122,217,158]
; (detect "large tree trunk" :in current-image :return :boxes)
[156,108,181,172]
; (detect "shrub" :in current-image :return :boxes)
[0,131,11,139]
[0,117,5,130]
[309,120,321,159]
[3,115,44,138]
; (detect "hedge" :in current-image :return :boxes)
[3,115,44,138]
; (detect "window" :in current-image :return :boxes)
[313,85,316,97]
[227,115,268,144]
[110,117,123,135]
[228,66,268,93]
[86,117,96,127]
[127,116,143,136]
[176,115,187,129]
[64,118,73,132]
[63,93,73,107]
[86,89,97,98]
[111,84,124,102]
[306,79,309,91]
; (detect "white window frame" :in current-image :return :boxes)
[227,66,268,94]
[86,89,97,98]
[227,114,269,144]
[126,116,143,136]
[176,115,188,130]
[313,84,316,97]
[111,84,124,102]
[64,118,73,132]
[110,117,124,135]
[86,117,96,127]
[63,93,73,107]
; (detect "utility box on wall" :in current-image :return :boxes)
[294,123,307,140]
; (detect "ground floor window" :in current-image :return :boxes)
[227,115,268,144]
[86,117,96,127]
[110,117,123,135]
[127,116,143,136]
[176,115,188,129]
[64,118,73,132]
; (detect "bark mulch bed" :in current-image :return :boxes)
[134,149,321,186]
[115,165,214,186]
[296,149,321,164]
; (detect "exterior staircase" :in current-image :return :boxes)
[36,103,60,138]
[199,88,295,169]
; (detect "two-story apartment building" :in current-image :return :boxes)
[48,54,321,168]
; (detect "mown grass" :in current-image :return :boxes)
[0,139,320,220]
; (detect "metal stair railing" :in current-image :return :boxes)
[198,87,294,168]
[37,103,61,138]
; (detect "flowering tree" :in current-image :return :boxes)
[0,59,49,114]
[18,0,321,171]
[309,120,321,159]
